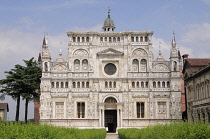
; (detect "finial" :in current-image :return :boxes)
[59,41,62,56]
[108,6,111,17]
[159,41,162,56]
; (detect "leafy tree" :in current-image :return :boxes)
[22,58,41,122]
[0,64,25,121]
[0,58,41,122]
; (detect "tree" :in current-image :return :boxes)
[0,58,41,122]
[21,58,41,122]
[0,64,25,121]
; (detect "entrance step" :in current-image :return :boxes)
[105,133,119,139]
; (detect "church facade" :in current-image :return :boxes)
[39,11,182,131]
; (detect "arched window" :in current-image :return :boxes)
[82,59,88,71]
[100,37,103,42]
[74,59,80,71]
[167,81,170,88]
[137,82,140,88]
[131,36,134,42]
[51,82,55,88]
[86,37,89,42]
[158,81,161,88]
[82,82,85,88]
[133,59,139,72]
[77,37,80,42]
[105,81,108,88]
[105,37,107,41]
[113,37,116,42]
[61,82,64,88]
[65,82,68,88]
[173,61,177,71]
[162,82,165,88]
[132,81,135,88]
[153,81,156,88]
[109,37,112,42]
[145,36,148,42]
[73,37,76,42]
[109,81,112,88]
[145,81,148,88]
[86,82,89,88]
[140,36,143,42]
[136,37,139,42]
[113,81,116,88]
[141,82,144,88]
[140,59,147,72]
[44,62,48,72]
[82,37,85,42]
[77,82,80,88]
[117,37,120,42]
[56,82,59,88]
[73,82,76,88]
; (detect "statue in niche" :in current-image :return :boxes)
[44,62,48,71]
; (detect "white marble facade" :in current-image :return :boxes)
[39,12,182,131]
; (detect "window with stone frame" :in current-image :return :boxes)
[158,102,167,119]
[77,102,85,118]
[137,102,145,118]
[55,102,64,119]
[132,59,139,72]
[140,59,147,72]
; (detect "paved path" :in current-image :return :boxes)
[105,133,119,139]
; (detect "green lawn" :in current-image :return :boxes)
[0,122,106,139]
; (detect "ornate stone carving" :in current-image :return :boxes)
[153,64,169,71]
[73,49,88,57]
[132,48,147,56]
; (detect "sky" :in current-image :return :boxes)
[0,0,210,121]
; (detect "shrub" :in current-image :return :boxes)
[118,122,210,139]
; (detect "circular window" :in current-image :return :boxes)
[104,63,117,75]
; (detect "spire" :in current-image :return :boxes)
[59,41,62,56]
[158,41,162,56]
[156,41,165,61]
[42,33,48,48]
[38,52,41,62]
[43,36,46,46]
[172,32,176,48]
[108,6,111,18]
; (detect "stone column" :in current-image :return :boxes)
[102,109,105,127]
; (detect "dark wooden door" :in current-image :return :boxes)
[105,110,117,132]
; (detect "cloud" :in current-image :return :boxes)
[182,23,210,42]
[152,36,193,60]
[181,23,210,58]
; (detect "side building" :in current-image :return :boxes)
[182,54,210,122]
[39,11,182,131]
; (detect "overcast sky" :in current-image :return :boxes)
[1,0,210,121]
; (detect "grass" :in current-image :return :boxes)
[118,122,210,139]
[0,121,106,139]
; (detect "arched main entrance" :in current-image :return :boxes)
[104,97,117,133]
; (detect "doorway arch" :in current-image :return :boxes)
[104,97,117,132]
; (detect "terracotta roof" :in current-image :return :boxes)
[0,103,9,112]
[187,58,210,66]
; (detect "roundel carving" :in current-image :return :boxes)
[132,49,147,56]
[104,63,117,75]
[153,64,169,71]
[73,49,88,57]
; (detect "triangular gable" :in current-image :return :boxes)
[97,48,123,56]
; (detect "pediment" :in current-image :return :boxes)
[97,48,124,56]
